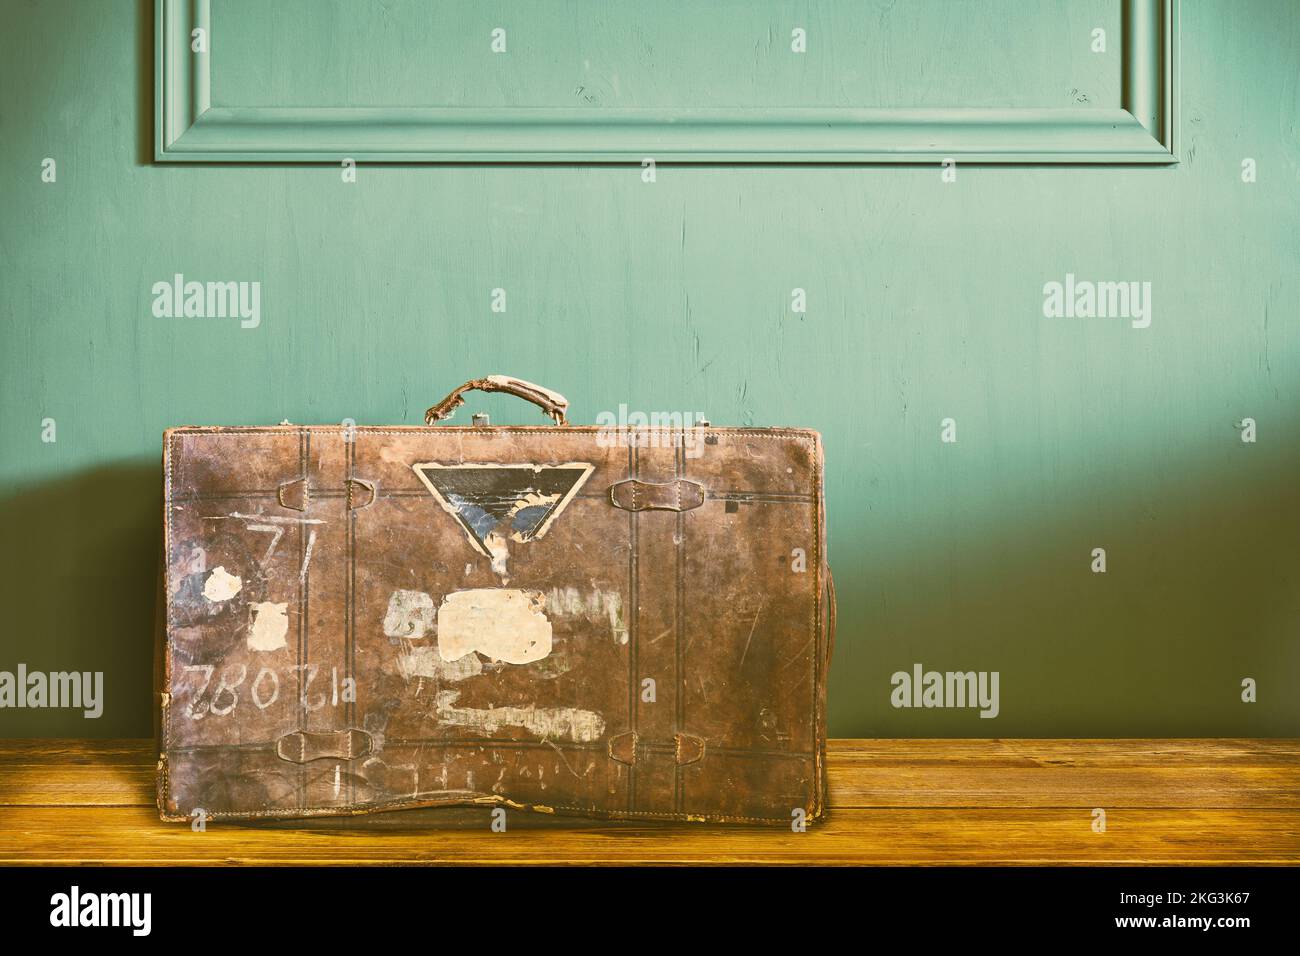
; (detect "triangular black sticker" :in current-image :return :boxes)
[412,462,594,558]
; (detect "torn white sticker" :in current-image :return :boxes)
[482,531,511,580]
[435,690,604,743]
[382,590,435,639]
[546,587,625,641]
[396,645,483,682]
[437,589,551,664]
[247,602,289,651]
[202,566,242,602]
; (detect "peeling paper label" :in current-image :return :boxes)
[382,590,435,639]
[247,602,289,651]
[437,589,551,664]
[203,566,242,602]
[435,690,604,743]
[397,645,483,682]
[546,587,626,642]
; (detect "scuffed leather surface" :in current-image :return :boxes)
[158,426,830,825]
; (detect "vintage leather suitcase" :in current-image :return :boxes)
[158,376,833,825]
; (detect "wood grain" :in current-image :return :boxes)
[2,739,1295,865]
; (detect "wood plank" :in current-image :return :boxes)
[1,739,1295,865]
[0,740,155,807]
[831,738,1300,759]
[2,739,1298,810]
[0,805,1295,866]
[829,739,1300,809]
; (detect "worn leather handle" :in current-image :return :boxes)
[425,375,569,426]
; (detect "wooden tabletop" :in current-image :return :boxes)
[2,738,1296,865]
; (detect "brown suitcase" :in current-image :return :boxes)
[158,376,833,825]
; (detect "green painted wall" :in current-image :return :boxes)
[1,0,1297,738]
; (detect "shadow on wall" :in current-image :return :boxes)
[827,430,1300,738]
[0,464,160,737]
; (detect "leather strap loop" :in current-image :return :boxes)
[607,731,638,766]
[276,729,373,764]
[674,733,706,766]
[425,375,569,426]
[346,478,377,511]
[277,477,309,512]
[609,479,705,512]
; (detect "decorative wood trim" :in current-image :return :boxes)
[155,0,1179,165]
[155,0,209,158]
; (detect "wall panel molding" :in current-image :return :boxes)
[155,0,1179,165]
